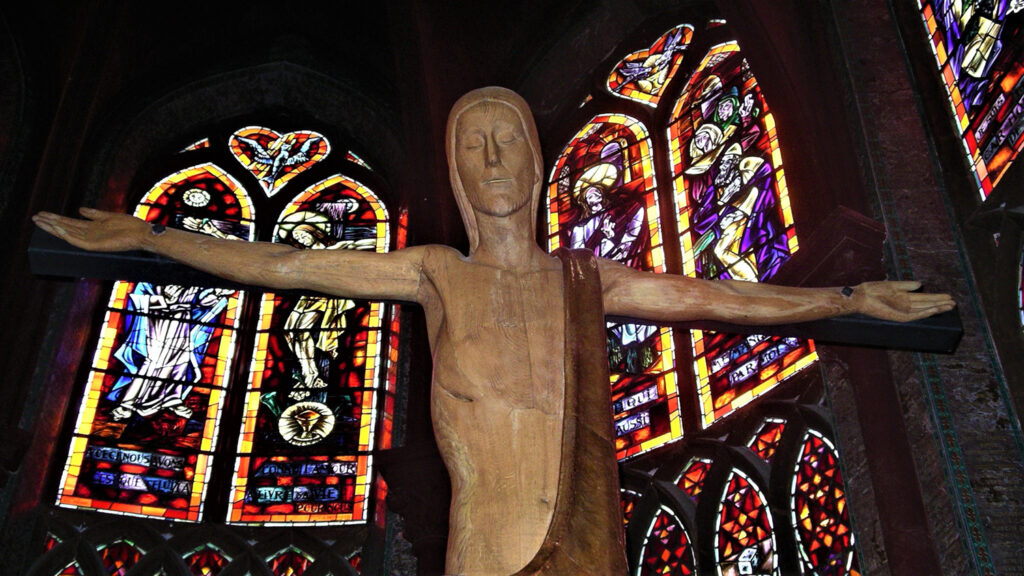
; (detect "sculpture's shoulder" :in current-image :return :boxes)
[415,244,467,289]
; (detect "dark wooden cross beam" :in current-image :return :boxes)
[28,208,962,353]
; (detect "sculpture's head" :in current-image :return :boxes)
[446,87,543,252]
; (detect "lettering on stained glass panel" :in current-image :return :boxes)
[918,1,1024,198]
[56,163,252,521]
[547,115,683,459]
[229,174,390,524]
[667,42,817,429]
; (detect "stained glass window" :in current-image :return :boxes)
[667,41,817,429]
[98,540,143,576]
[791,429,858,575]
[57,163,252,521]
[59,125,399,531]
[183,544,231,576]
[266,546,314,576]
[229,127,330,197]
[547,114,682,459]
[716,469,777,576]
[608,24,694,107]
[638,507,697,576]
[917,1,1024,198]
[676,457,713,501]
[228,175,390,525]
[621,489,641,527]
[748,417,787,464]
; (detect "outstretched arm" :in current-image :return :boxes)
[33,208,425,302]
[598,258,955,324]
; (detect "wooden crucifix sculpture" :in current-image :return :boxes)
[33,87,955,576]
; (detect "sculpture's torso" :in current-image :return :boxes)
[419,247,565,575]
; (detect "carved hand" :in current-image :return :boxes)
[850,281,955,322]
[33,207,150,252]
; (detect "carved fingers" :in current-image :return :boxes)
[852,281,956,322]
[33,207,149,252]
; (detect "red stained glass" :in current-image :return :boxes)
[792,430,858,575]
[547,115,682,459]
[230,175,389,524]
[917,2,1024,198]
[639,508,696,576]
[267,547,313,576]
[676,457,712,501]
[99,540,143,576]
[621,489,641,527]
[59,562,83,576]
[230,127,330,197]
[667,41,816,429]
[748,418,786,463]
[608,25,694,107]
[349,552,362,572]
[43,533,60,552]
[58,164,252,522]
[184,545,231,575]
[716,470,776,575]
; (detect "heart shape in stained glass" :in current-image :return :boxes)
[607,24,693,107]
[229,127,331,197]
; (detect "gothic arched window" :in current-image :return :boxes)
[547,18,860,576]
[55,124,402,532]
[917,1,1024,199]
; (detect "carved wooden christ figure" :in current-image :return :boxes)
[34,87,955,576]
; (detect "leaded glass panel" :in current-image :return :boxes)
[667,42,816,429]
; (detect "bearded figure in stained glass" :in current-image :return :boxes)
[690,140,786,282]
[108,283,231,421]
[568,142,648,266]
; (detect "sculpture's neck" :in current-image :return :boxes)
[470,208,548,271]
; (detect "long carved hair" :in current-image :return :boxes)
[445,86,544,253]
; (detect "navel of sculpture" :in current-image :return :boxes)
[34,87,955,576]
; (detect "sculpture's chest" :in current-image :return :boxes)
[432,263,565,407]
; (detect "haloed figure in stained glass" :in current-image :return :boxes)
[568,141,658,373]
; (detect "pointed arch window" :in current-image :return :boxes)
[55,124,401,529]
[547,16,861,576]
[917,1,1024,198]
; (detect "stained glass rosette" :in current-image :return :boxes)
[229,175,389,524]
[546,114,683,460]
[667,42,817,429]
[607,24,694,107]
[918,1,1024,199]
[57,164,253,521]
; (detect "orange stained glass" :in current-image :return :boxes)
[667,41,817,429]
[715,469,777,575]
[546,114,682,460]
[791,429,858,575]
[917,1,1024,199]
[229,174,390,525]
[57,164,252,522]
[229,127,331,197]
[607,24,694,107]
[748,417,786,464]
[676,457,712,501]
